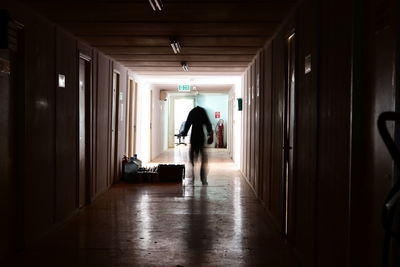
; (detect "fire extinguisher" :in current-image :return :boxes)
[216,119,224,148]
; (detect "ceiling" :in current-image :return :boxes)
[23,0,296,75]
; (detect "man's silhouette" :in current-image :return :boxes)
[180,106,213,185]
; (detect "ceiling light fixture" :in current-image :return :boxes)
[181,62,189,72]
[170,37,181,54]
[148,0,163,11]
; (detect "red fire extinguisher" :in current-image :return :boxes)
[216,119,224,148]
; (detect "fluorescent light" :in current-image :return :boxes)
[170,42,178,54]
[148,0,156,10]
[154,0,163,11]
[181,62,189,72]
[148,0,163,11]
[170,37,182,54]
[174,41,181,53]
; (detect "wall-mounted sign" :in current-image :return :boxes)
[305,54,312,74]
[178,85,190,92]
[215,112,220,119]
[58,74,65,88]
[237,98,243,111]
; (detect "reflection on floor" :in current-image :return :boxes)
[12,148,293,266]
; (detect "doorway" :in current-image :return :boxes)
[172,97,195,146]
[283,32,296,236]
[150,90,153,160]
[126,78,137,158]
[78,56,91,208]
[111,71,120,185]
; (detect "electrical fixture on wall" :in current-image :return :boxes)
[181,62,189,72]
[58,74,66,88]
[169,37,181,54]
[193,86,199,96]
[148,0,163,11]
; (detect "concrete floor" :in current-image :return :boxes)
[12,148,294,266]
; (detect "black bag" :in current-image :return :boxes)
[157,164,185,182]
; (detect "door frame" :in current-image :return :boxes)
[283,30,296,238]
[150,89,153,160]
[77,53,92,208]
[111,70,120,184]
[126,77,137,157]
[168,95,196,148]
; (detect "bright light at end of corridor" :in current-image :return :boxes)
[139,75,242,86]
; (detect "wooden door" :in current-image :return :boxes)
[0,51,14,258]
[78,58,86,208]
[0,17,25,256]
[78,57,91,208]
[283,32,296,236]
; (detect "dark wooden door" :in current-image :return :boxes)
[283,33,296,236]
[0,16,25,257]
[0,51,14,259]
[78,58,88,208]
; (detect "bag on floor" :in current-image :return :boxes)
[157,164,185,183]
[123,161,139,183]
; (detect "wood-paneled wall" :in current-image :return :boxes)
[241,0,398,266]
[1,3,130,257]
[350,0,398,266]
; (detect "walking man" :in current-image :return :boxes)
[180,106,213,185]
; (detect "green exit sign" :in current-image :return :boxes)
[178,85,191,92]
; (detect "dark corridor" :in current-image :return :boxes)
[1,0,400,266]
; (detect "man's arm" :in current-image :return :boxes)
[204,110,213,136]
[180,110,193,136]
[203,110,214,144]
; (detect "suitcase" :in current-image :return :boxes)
[157,164,185,183]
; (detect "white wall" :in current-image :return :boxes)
[135,80,151,163]
[232,79,243,169]
[150,86,167,160]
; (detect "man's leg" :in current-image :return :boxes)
[189,145,195,181]
[200,147,208,185]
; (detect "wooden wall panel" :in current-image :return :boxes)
[245,68,250,178]
[77,41,95,200]
[2,3,130,255]
[239,1,397,266]
[262,43,273,210]
[95,52,111,195]
[55,29,78,221]
[254,55,261,196]
[0,51,14,258]
[316,0,353,265]
[350,0,397,265]
[243,69,247,178]
[292,0,318,265]
[241,75,244,174]
[269,37,285,232]
[257,51,264,201]
[23,17,56,242]
[250,63,255,187]
[113,62,127,182]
